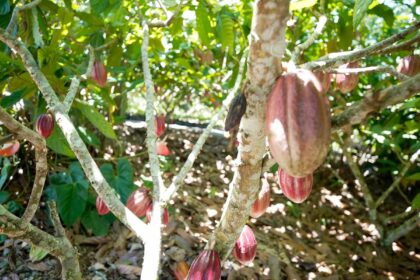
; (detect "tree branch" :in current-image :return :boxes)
[331,65,409,80]
[384,211,420,246]
[6,0,43,34]
[149,0,184,28]
[48,201,67,238]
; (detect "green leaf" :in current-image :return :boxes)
[0,88,29,108]
[290,0,317,10]
[196,0,212,47]
[77,126,101,148]
[216,11,234,53]
[53,181,88,226]
[46,125,76,158]
[90,0,109,15]
[0,157,11,190]
[0,191,10,204]
[353,0,373,28]
[406,173,420,181]
[81,209,112,236]
[368,4,394,27]
[0,0,10,15]
[412,193,420,210]
[29,245,49,262]
[75,101,117,139]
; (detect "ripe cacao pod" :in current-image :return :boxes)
[157,141,170,156]
[397,55,420,76]
[126,187,152,217]
[278,168,313,203]
[233,225,257,265]
[96,196,110,215]
[155,114,166,137]
[146,204,169,227]
[335,62,359,93]
[36,113,54,138]
[187,249,221,280]
[314,71,332,94]
[250,177,271,218]
[224,93,247,131]
[173,261,190,280]
[266,69,331,177]
[0,140,20,157]
[92,60,107,87]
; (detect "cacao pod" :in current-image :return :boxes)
[96,196,110,215]
[0,140,20,157]
[314,71,332,94]
[35,113,54,138]
[92,60,107,87]
[224,93,247,131]
[266,69,331,177]
[233,225,257,265]
[157,141,170,156]
[250,177,271,218]
[335,62,359,93]
[126,187,152,217]
[146,204,169,227]
[155,114,166,137]
[397,55,420,76]
[278,168,313,203]
[187,249,221,280]
[173,261,190,280]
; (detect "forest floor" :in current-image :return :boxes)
[0,122,419,280]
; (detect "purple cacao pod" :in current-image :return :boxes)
[96,196,110,215]
[314,71,332,94]
[155,114,166,137]
[146,204,170,227]
[187,249,221,280]
[397,55,420,76]
[265,69,331,177]
[278,168,313,203]
[335,62,359,93]
[92,60,107,87]
[36,113,54,138]
[233,225,257,265]
[250,177,271,218]
[126,187,152,217]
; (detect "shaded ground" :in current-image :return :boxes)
[0,123,419,279]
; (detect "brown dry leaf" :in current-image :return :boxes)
[116,264,142,276]
[74,235,111,245]
[27,261,50,271]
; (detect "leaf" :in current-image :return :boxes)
[412,193,420,210]
[0,157,11,190]
[216,11,234,53]
[77,126,101,148]
[75,101,117,139]
[368,4,394,27]
[353,0,373,28]
[81,209,112,236]
[0,0,10,15]
[0,191,10,204]
[290,0,318,10]
[29,245,49,262]
[46,125,76,158]
[406,173,420,181]
[90,0,109,15]
[100,159,136,203]
[196,0,212,47]
[0,88,28,108]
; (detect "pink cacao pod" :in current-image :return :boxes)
[126,187,152,217]
[92,60,107,87]
[36,113,54,138]
[155,114,166,137]
[233,225,257,265]
[250,177,271,218]
[146,204,169,227]
[314,71,332,94]
[173,261,190,280]
[397,55,420,76]
[157,141,170,156]
[278,168,313,203]
[187,249,221,280]
[266,69,331,177]
[335,62,359,93]
[0,140,20,157]
[96,196,110,215]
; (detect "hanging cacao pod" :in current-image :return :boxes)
[156,141,170,156]
[335,62,359,93]
[173,261,190,280]
[397,55,420,76]
[187,249,221,280]
[233,225,257,265]
[96,196,110,215]
[155,114,166,137]
[146,204,170,227]
[126,187,152,217]
[278,168,313,203]
[314,71,332,94]
[35,113,54,138]
[224,93,247,131]
[0,140,20,157]
[250,177,271,218]
[266,69,331,177]
[92,60,107,87]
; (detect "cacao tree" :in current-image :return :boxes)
[0,0,419,279]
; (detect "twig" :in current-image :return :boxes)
[149,0,184,28]
[331,65,409,80]
[375,151,419,209]
[155,0,170,17]
[162,49,248,203]
[332,73,420,131]
[301,21,420,71]
[383,208,417,224]
[47,201,66,237]
[291,15,327,63]
[378,33,420,55]
[384,211,420,246]
[6,0,42,34]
